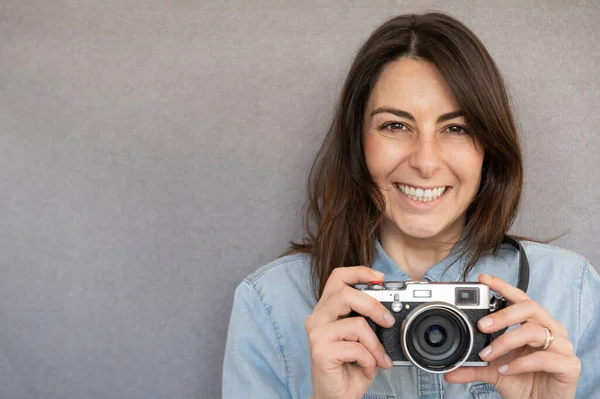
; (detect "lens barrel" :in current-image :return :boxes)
[401,302,474,373]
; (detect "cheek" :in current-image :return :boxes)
[363,136,386,182]
[363,134,405,180]
[447,145,484,185]
[363,137,378,175]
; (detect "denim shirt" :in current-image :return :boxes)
[222,241,600,399]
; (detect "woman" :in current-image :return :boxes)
[222,12,600,399]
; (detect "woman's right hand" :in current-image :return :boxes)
[305,266,395,399]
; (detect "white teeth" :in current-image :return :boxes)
[395,184,447,202]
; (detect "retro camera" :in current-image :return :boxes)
[353,280,507,374]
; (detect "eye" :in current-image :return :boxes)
[445,125,470,135]
[380,122,409,132]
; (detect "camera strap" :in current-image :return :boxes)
[491,235,530,339]
[502,235,529,294]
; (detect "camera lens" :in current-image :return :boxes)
[402,302,473,373]
[424,325,446,347]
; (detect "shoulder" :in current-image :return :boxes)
[519,240,591,287]
[517,240,591,285]
[512,241,597,338]
[244,252,312,287]
[520,240,590,267]
[235,251,316,311]
[481,240,590,287]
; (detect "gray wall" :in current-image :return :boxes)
[0,1,598,398]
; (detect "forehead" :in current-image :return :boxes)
[367,57,459,112]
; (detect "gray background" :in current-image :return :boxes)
[1,0,598,398]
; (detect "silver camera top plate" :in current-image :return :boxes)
[357,281,490,309]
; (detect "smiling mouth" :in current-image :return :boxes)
[394,183,449,202]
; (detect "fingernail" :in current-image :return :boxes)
[384,311,395,326]
[384,354,392,368]
[479,345,492,358]
[498,364,509,374]
[372,270,384,279]
[479,317,493,329]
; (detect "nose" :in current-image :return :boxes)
[408,136,441,178]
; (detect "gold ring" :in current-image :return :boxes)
[541,327,555,350]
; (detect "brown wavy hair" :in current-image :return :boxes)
[289,12,523,299]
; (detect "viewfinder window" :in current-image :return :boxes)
[455,288,479,306]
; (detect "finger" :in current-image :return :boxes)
[477,299,557,335]
[479,274,565,337]
[309,317,392,370]
[497,351,581,383]
[478,273,528,304]
[475,283,566,338]
[310,285,395,329]
[321,266,384,301]
[479,323,575,362]
[311,341,379,380]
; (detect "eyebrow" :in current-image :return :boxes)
[370,107,465,123]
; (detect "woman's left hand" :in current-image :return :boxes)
[444,273,581,399]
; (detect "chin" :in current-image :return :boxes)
[383,212,463,242]
[400,226,445,240]
[391,216,453,241]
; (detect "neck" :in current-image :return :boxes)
[378,219,464,280]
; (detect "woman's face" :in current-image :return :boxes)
[363,57,484,242]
